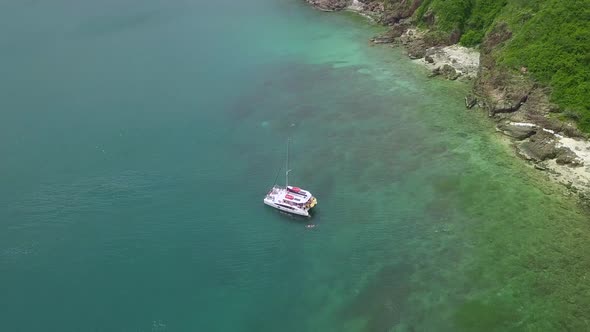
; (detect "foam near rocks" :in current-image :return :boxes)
[347,0,364,11]
[510,122,536,127]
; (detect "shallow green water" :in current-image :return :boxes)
[2,0,590,331]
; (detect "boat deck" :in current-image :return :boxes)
[265,185,317,212]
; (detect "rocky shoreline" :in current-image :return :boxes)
[305,0,590,205]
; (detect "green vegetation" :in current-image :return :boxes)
[414,0,508,45]
[428,0,472,32]
[460,0,507,46]
[411,0,590,132]
[500,0,590,131]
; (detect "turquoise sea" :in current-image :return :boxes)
[2,0,590,331]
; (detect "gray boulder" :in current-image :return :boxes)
[440,64,459,80]
[407,41,427,59]
[517,130,558,161]
[489,95,528,116]
[370,36,395,44]
[430,64,460,80]
[305,0,348,11]
[497,122,537,140]
[556,147,584,166]
[464,94,477,109]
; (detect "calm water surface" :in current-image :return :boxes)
[2,0,590,331]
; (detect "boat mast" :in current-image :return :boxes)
[286,138,291,187]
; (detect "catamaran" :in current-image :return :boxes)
[263,140,317,217]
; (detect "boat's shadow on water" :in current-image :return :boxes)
[264,206,320,226]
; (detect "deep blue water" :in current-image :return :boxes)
[2,0,590,331]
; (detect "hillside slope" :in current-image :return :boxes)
[412,0,590,130]
[310,0,590,132]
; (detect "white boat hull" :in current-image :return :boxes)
[264,140,317,218]
[263,198,310,217]
[263,185,317,217]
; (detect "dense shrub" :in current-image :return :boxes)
[500,0,590,130]
[411,0,590,131]
[460,0,507,46]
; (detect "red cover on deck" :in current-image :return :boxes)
[285,194,294,200]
